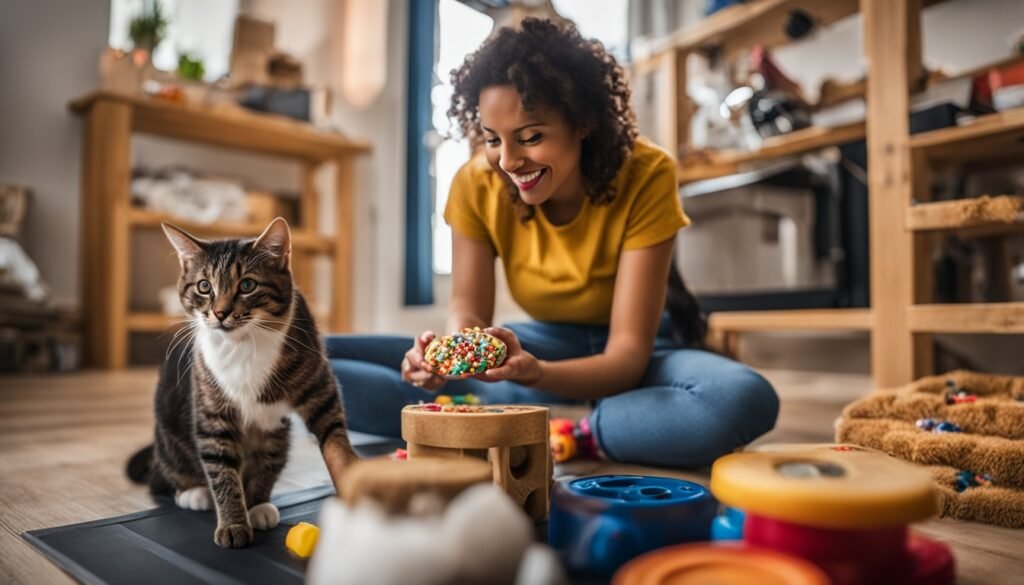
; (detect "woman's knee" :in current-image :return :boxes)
[651,351,779,432]
[720,365,779,435]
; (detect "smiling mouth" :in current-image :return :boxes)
[511,168,546,191]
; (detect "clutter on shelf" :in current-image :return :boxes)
[99,9,330,124]
[131,168,249,225]
[129,167,300,230]
[0,185,80,373]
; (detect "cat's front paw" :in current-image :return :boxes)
[175,486,213,511]
[214,522,253,548]
[248,502,280,530]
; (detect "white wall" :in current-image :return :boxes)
[0,0,522,342]
[0,0,111,308]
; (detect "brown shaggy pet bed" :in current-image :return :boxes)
[836,370,1024,528]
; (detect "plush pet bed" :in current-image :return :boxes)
[836,370,1024,528]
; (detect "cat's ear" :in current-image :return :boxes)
[253,217,292,269]
[161,223,206,266]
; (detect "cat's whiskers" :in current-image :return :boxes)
[250,321,319,355]
[248,325,304,365]
[165,318,200,359]
[166,320,201,383]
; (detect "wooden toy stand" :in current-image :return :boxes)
[401,405,551,521]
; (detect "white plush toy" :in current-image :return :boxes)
[306,483,567,585]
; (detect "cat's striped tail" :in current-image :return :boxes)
[126,444,153,483]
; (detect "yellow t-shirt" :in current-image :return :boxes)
[444,138,690,325]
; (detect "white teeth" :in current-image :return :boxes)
[513,169,543,183]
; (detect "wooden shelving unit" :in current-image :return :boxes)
[909,107,1024,164]
[70,91,371,369]
[708,309,873,332]
[906,195,1024,236]
[126,312,185,333]
[641,0,860,60]
[643,0,1024,386]
[908,303,1024,334]
[677,122,865,183]
[128,209,336,254]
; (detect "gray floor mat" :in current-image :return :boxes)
[23,437,403,585]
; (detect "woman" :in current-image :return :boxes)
[326,18,778,467]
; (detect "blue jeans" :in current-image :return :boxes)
[325,319,779,468]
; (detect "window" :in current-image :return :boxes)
[551,0,629,61]
[430,0,494,275]
[108,0,239,82]
[428,1,628,275]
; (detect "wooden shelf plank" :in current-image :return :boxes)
[127,312,182,332]
[643,0,859,59]
[678,122,865,183]
[907,195,1024,236]
[708,308,873,332]
[908,303,1024,333]
[909,107,1024,164]
[128,310,331,332]
[70,91,371,162]
[129,209,334,254]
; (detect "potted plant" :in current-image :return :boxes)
[128,0,169,63]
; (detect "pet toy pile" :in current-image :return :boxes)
[836,370,1024,528]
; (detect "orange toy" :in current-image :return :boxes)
[614,543,831,585]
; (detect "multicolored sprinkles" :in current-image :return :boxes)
[424,327,507,379]
[406,402,532,414]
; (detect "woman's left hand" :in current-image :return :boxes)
[475,326,543,386]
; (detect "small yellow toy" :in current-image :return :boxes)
[285,522,320,558]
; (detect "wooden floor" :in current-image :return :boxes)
[1,368,1022,584]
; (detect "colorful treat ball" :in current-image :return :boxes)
[550,418,575,436]
[916,418,938,431]
[423,327,507,379]
[551,433,577,463]
[435,395,453,405]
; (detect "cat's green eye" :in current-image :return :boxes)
[239,278,257,293]
[197,280,212,294]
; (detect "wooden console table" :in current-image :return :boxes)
[69,91,371,369]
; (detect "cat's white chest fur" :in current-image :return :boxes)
[197,326,291,431]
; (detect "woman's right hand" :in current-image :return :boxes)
[401,331,446,391]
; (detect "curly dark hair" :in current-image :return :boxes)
[447,18,638,221]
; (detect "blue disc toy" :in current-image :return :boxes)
[548,475,717,577]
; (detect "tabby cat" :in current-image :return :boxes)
[126,218,358,548]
